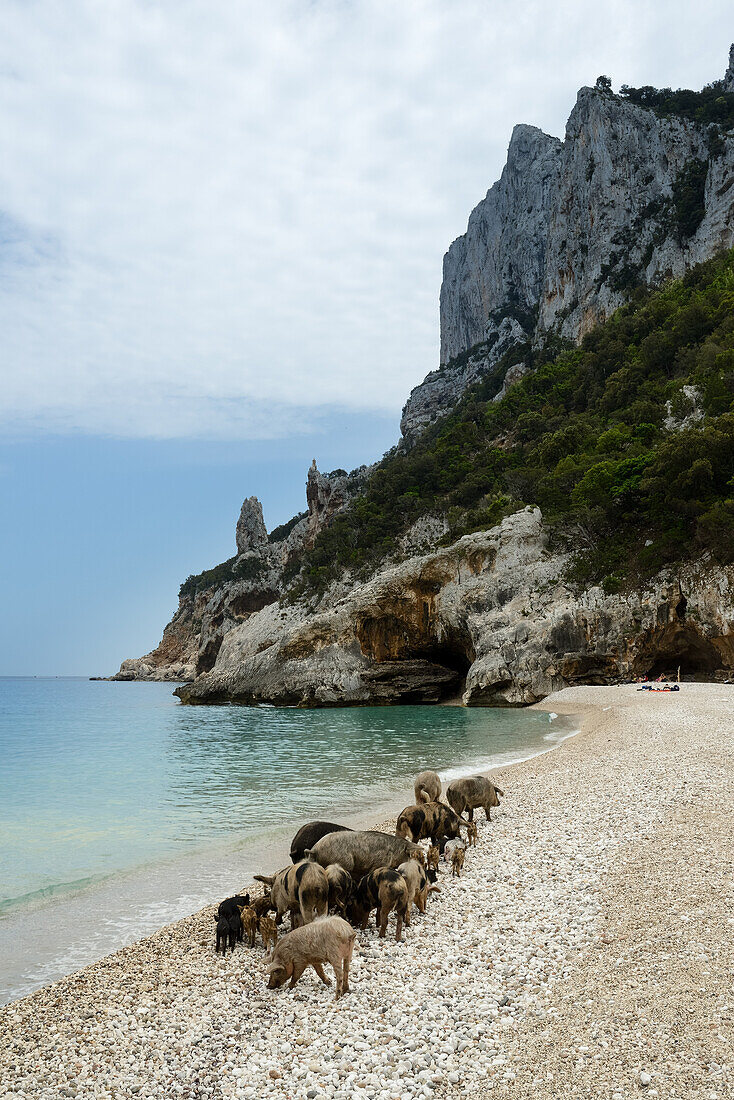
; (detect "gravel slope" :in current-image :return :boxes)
[1,684,731,1100]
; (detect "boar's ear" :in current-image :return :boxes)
[303,849,313,860]
[254,874,275,886]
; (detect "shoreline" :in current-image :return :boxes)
[2,684,731,1100]
[0,705,577,1006]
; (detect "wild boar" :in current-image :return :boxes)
[251,893,274,919]
[325,864,353,917]
[467,821,478,846]
[229,910,243,944]
[426,844,440,872]
[238,904,259,947]
[215,915,234,955]
[305,830,424,878]
[395,801,463,851]
[218,894,250,921]
[349,868,409,941]
[414,769,442,804]
[290,821,352,864]
[451,846,466,876]
[259,914,278,957]
[397,859,440,922]
[266,916,356,999]
[255,860,329,927]
[443,837,465,860]
[446,775,504,822]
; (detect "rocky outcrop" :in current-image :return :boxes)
[175,508,734,706]
[438,125,561,368]
[113,460,372,681]
[113,594,202,681]
[236,497,269,556]
[401,50,734,443]
[725,44,734,93]
[400,320,528,445]
[304,461,374,544]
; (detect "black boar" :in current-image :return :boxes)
[395,801,463,851]
[290,821,352,864]
[349,868,409,941]
[266,916,356,999]
[446,775,504,821]
[217,894,250,921]
[255,860,329,927]
[215,915,231,955]
[414,769,442,804]
[305,830,424,878]
[325,864,353,917]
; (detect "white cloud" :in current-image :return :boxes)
[0,0,731,438]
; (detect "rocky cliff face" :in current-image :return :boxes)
[112,460,371,682]
[537,87,731,342]
[439,125,561,367]
[236,497,269,556]
[725,44,734,93]
[176,508,734,706]
[401,60,734,442]
[116,50,734,702]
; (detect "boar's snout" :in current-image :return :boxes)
[267,964,288,989]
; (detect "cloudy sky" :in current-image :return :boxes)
[1,1,731,672]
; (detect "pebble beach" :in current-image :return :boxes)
[1,684,732,1100]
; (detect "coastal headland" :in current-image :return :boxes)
[1,683,731,1099]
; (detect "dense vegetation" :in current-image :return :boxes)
[295,250,734,597]
[179,552,268,599]
[268,511,307,543]
[619,80,734,130]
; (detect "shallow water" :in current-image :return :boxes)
[0,677,577,1003]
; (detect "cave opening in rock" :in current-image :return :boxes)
[633,621,723,681]
[196,637,223,675]
[424,643,472,676]
[410,640,473,700]
[355,604,475,703]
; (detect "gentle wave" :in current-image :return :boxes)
[0,872,113,916]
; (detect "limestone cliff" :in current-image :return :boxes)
[112,460,371,682]
[114,49,734,702]
[176,508,734,706]
[401,59,734,442]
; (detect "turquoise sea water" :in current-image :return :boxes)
[0,677,577,1003]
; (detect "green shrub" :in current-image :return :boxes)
[618,81,734,130]
[671,159,709,242]
[268,511,307,543]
